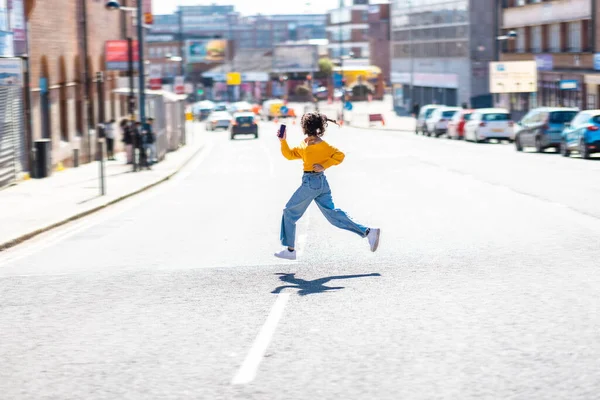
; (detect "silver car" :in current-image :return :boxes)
[206,111,232,131]
[416,105,443,135]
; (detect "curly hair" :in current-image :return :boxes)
[301,112,338,137]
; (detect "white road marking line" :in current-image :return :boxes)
[231,293,291,385]
[0,142,214,268]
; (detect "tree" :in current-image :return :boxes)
[317,58,334,79]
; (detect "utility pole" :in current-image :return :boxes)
[408,0,414,114]
[136,1,147,126]
[81,0,93,163]
[178,9,185,76]
[339,0,344,122]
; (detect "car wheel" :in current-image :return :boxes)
[580,140,591,159]
[230,134,235,140]
[515,135,523,151]
[254,133,259,139]
[535,137,543,153]
[560,140,570,157]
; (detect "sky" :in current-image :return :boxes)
[153,0,387,16]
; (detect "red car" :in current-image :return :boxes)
[447,109,473,139]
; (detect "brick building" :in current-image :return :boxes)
[368,3,391,85]
[499,0,600,117]
[27,0,130,167]
[326,0,372,62]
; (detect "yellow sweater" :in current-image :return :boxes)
[280,139,345,171]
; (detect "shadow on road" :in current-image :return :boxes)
[271,272,381,296]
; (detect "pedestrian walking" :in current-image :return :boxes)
[121,119,133,164]
[134,121,150,170]
[105,119,116,160]
[412,103,420,117]
[144,117,157,164]
[274,112,381,261]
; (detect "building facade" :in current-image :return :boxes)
[368,3,391,84]
[326,1,372,61]
[390,0,496,113]
[28,0,129,168]
[499,0,599,118]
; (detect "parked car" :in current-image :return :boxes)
[447,109,473,140]
[230,112,259,139]
[415,105,443,135]
[425,107,462,137]
[513,107,578,152]
[464,108,513,143]
[206,111,232,131]
[560,110,600,159]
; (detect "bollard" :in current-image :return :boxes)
[73,148,80,168]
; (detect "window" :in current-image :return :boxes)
[516,27,525,52]
[568,21,581,52]
[531,26,542,53]
[483,113,510,121]
[570,112,589,127]
[549,111,578,123]
[549,23,560,52]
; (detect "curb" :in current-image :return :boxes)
[0,145,204,252]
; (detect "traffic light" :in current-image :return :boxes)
[144,13,154,25]
[197,88,204,95]
[307,74,312,81]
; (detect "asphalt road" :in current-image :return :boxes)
[2,121,600,399]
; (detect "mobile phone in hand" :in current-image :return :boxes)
[278,124,287,139]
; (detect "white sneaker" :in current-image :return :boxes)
[367,228,381,252]
[274,249,297,260]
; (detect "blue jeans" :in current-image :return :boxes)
[280,172,368,248]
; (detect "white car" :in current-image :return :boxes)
[425,107,462,137]
[416,104,443,135]
[206,111,232,131]
[464,108,514,143]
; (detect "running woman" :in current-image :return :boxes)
[274,112,381,260]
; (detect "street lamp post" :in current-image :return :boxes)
[106,1,147,127]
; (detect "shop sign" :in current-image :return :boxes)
[559,79,578,90]
[489,61,537,93]
[593,54,600,71]
[535,54,553,71]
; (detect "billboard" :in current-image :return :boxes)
[0,57,22,86]
[105,40,140,71]
[186,40,227,63]
[8,0,27,56]
[272,45,318,73]
[489,61,537,94]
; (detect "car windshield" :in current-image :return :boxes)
[236,116,254,124]
[549,111,577,124]
[424,108,437,118]
[483,113,510,121]
[442,110,458,118]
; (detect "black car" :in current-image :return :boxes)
[231,112,258,139]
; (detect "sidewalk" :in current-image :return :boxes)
[0,124,204,251]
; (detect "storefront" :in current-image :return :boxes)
[537,72,585,109]
[391,71,459,114]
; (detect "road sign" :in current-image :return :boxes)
[280,106,289,116]
[226,72,241,86]
[344,101,353,111]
